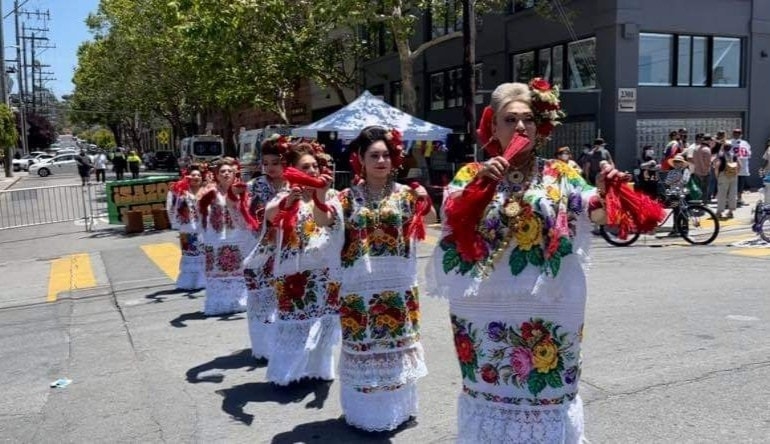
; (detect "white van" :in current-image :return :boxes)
[237,125,296,181]
[179,135,225,170]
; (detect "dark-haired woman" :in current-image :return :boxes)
[198,157,255,316]
[262,141,343,385]
[167,164,206,290]
[337,126,436,431]
[243,136,290,361]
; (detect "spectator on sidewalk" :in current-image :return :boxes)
[583,137,613,185]
[730,128,752,206]
[127,150,142,180]
[75,150,93,186]
[637,145,660,199]
[661,130,682,173]
[714,141,740,219]
[94,150,108,183]
[112,149,127,181]
[689,134,714,204]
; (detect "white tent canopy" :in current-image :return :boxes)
[291,91,453,141]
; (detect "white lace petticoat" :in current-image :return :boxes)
[456,392,585,444]
[341,380,418,432]
[177,255,206,290]
[266,315,341,385]
[203,277,247,315]
[247,287,277,360]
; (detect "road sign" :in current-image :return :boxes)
[618,88,637,112]
[157,130,170,145]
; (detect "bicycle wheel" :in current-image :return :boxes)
[758,214,770,244]
[677,204,719,245]
[600,224,640,247]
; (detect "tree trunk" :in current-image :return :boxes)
[395,37,417,116]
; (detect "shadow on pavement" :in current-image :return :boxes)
[271,415,418,443]
[186,349,265,384]
[169,310,244,328]
[216,379,333,426]
[145,288,202,303]
[85,228,173,239]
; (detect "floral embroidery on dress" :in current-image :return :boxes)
[405,288,420,330]
[204,245,215,272]
[340,186,414,267]
[216,245,242,272]
[440,160,589,279]
[180,233,200,255]
[482,318,577,396]
[452,314,481,383]
[340,294,368,342]
[369,291,407,339]
[273,267,334,320]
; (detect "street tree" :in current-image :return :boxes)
[0,104,18,178]
[25,113,56,150]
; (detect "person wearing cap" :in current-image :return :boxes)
[729,128,751,206]
[555,146,582,172]
[690,135,715,204]
[583,137,613,185]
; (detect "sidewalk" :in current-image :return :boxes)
[0,175,21,191]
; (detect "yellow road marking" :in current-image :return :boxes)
[47,254,97,302]
[716,233,758,245]
[140,242,181,281]
[729,249,770,257]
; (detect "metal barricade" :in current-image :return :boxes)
[0,183,103,232]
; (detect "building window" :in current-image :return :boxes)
[552,46,564,88]
[475,64,484,104]
[677,36,691,86]
[431,0,462,39]
[639,33,673,86]
[538,48,551,80]
[692,36,708,86]
[512,51,535,83]
[567,37,597,89]
[712,37,741,87]
[430,73,446,110]
[391,81,403,109]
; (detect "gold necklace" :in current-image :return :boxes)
[363,180,392,230]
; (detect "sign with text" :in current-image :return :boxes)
[106,176,178,224]
[618,88,637,112]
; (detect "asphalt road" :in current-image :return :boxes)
[0,176,768,443]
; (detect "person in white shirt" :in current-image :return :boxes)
[730,128,751,206]
[94,150,108,183]
[684,133,703,161]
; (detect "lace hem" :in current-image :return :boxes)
[456,392,585,444]
[340,256,417,294]
[266,315,341,385]
[247,288,277,360]
[177,256,206,290]
[204,277,247,315]
[341,381,418,432]
[340,343,427,388]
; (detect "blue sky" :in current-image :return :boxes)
[2,0,99,99]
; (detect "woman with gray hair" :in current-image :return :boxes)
[428,79,662,443]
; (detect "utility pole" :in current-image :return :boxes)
[14,0,29,155]
[1,0,10,177]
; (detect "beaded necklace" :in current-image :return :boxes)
[362,179,393,231]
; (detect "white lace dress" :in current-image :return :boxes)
[167,191,206,290]
[243,177,286,360]
[265,190,343,385]
[198,190,253,316]
[427,161,596,443]
[338,184,427,431]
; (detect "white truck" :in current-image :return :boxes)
[237,125,296,181]
[178,135,225,171]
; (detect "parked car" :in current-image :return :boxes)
[12,152,49,171]
[148,150,177,171]
[28,153,79,177]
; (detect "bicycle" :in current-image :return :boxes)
[752,200,770,243]
[600,188,720,246]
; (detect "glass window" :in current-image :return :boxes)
[447,69,458,108]
[552,45,563,87]
[430,72,446,110]
[692,36,708,86]
[712,37,741,87]
[567,38,597,89]
[538,47,552,80]
[475,64,484,104]
[512,51,535,83]
[677,36,691,86]
[391,81,403,109]
[638,33,672,86]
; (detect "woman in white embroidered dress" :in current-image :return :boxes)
[262,141,342,384]
[429,80,628,443]
[198,157,256,316]
[243,137,290,360]
[167,165,206,290]
[338,126,436,431]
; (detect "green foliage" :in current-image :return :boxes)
[0,104,18,149]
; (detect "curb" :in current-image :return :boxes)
[0,176,21,191]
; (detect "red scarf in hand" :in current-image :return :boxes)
[272,167,333,237]
[444,133,532,262]
[404,182,433,241]
[601,168,665,239]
